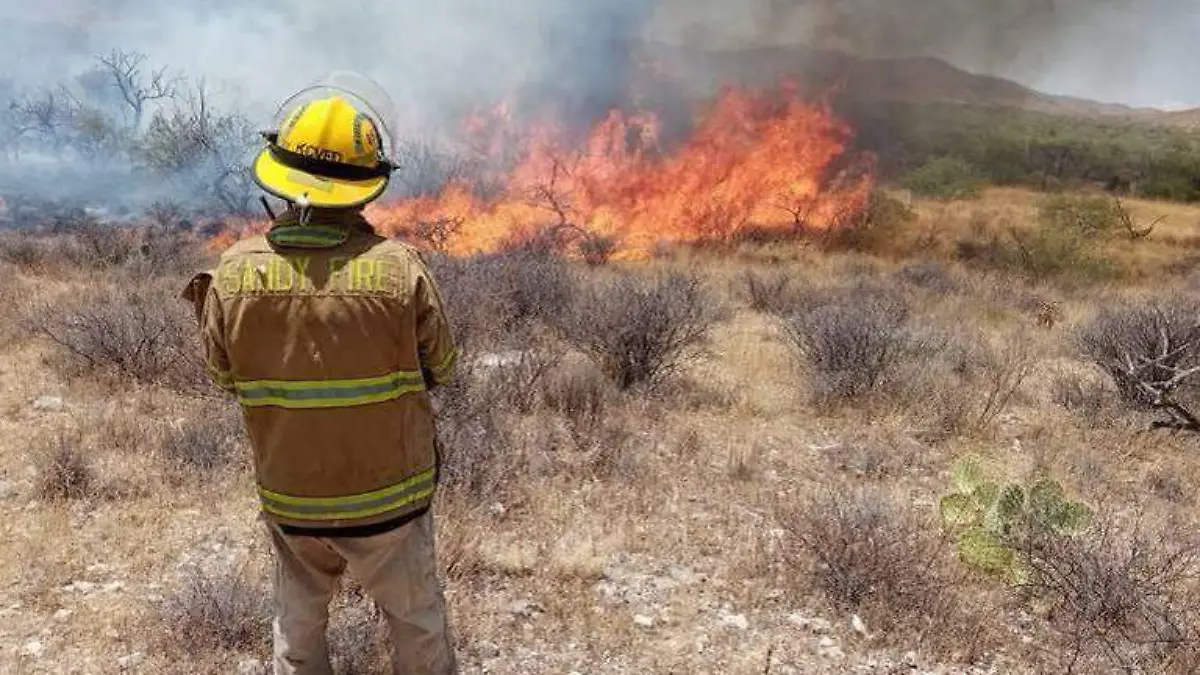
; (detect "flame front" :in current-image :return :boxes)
[369,85,874,259]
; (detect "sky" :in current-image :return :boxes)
[0,0,1196,124]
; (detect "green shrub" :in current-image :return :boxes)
[821,190,916,253]
[899,157,983,200]
[1037,194,1120,238]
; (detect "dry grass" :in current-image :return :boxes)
[4,187,1200,674]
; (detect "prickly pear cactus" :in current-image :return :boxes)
[938,455,1091,581]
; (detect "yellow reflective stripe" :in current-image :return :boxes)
[234,370,422,392]
[258,468,436,521]
[233,370,426,409]
[261,486,434,521]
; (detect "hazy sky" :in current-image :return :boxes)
[0,0,1195,119]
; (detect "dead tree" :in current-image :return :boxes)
[1105,317,1200,432]
[1113,196,1164,241]
[97,49,177,130]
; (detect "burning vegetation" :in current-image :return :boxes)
[369,85,873,259]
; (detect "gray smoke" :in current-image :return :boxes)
[650,0,1199,108]
[0,0,1193,218]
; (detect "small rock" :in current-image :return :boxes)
[633,614,655,629]
[20,639,44,658]
[102,581,125,593]
[31,396,65,412]
[52,609,72,622]
[0,479,14,499]
[903,651,918,667]
[851,614,869,637]
[236,658,264,675]
[474,640,501,659]
[66,581,97,594]
[117,652,144,669]
[818,636,836,649]
[667,565,699,584]
[506,599,542,618]
[719,612,749,631]
[788,614,832,635]
[488,502,507,516]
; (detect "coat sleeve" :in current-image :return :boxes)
[182,272,235,393]
[412,257,458,388]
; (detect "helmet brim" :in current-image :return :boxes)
[252,149,388,209]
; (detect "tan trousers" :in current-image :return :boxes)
[266,512,457,675]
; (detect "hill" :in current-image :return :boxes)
[645,44,1200,128]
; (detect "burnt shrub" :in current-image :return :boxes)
[777,286,911,404]
[1020,520,1200,673]
[1077,296,1200,408]
[561,271,722,389]
[160,565,271,654]
[162,402,246,473]
[34,434,96,502]
[27,281,206,390]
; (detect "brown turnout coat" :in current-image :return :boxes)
[183,210,457,530]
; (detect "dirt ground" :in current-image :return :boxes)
[2,188,1200,674]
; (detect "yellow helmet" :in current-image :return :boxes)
[253,95,395,208]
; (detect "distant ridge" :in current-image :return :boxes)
[643,44,1200,128]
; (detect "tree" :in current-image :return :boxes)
[96,49,177,131]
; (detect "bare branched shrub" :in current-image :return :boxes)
[425,249,573,349]
[431,362,521,504]
[971,337,1035,431]
[1020,520,1200,673]
[778,287,910,404]
[27,282,205,390]
[1050,369,1110,419]
[1077,296,1200,430]
[785,488,983,653]
[737,269,792,313]
[561,272,721,389]
[893,260,957,293]
[160,565,271,654]
[542,362,610,446]
[0,233,50,270]
[34,434,95,501]
[162,402,245,473]
[578,233,617,266]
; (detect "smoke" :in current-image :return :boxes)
[0,0,1193,217]
[650,0,1199,108]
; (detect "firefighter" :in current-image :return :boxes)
[182,78,458,675]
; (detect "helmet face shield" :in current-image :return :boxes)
[271,71,398,165]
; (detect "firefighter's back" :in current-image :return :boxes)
[207,212,453,531]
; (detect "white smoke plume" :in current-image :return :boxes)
[0,0,1191,216]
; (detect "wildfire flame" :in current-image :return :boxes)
[371,85,873,259]
[215,84,874,259]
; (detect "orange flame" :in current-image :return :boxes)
[369,84,873,259]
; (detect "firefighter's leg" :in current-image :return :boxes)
[267,524,346,675]
[333,512,456,675]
